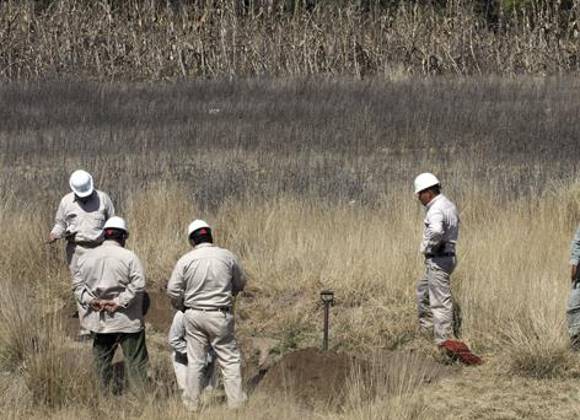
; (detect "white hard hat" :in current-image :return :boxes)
[103,216,128,233]
[69,170,94,198]
[187,219,211,237]
[414,173,440,194]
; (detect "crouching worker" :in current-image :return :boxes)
[72,216,149,392]
[167,219,247,412]
[168,309,219,395]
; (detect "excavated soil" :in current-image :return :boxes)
[143,290,174,332]
[257,348,363,406]
[256,347,453,407]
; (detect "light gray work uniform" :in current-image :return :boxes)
[72,240,145,334]
[168,311,219,395]
[51,190,114,334]
[167,242,247,411]
[566,226,580,340]
[51,190,115,270]
[416,194,459,344]
[72,240,148,389]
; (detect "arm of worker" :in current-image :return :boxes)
[168,311,188,355]
[103,193,115,218]
[167,258,186,311]
[72,265,99,309]
[231,255,246,296]
[424,210,445,253]
[111,255,145,310]
[48,199,67,243]
[571,226,580,282]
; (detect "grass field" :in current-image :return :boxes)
[1,77,580,419]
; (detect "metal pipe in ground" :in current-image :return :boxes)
[320,290,334,351]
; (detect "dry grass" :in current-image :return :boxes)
[2,1,580,80]
[1,77,580,418]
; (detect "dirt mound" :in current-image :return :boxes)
[256,348,452,407]
[257,348,368,406]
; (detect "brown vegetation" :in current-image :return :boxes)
[1,0,580,80]
[1,78,580,418]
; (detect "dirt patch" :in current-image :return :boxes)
[256,348,453,408]
[256,348,368,406]
[239,336,281,390]
[144,290,174,332]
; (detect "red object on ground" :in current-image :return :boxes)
[439,340,483,365]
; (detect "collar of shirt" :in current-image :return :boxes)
[73,192,96,203]
[193,242,215,250]
[102,239,122,248]
[425,194,444,210]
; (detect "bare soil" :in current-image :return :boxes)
[256,348,453,407]
[144,290,174,332]
[257,348,360,406]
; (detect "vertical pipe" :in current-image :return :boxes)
[322,301,330,351]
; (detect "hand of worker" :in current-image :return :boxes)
[89,299,104,311]
[103,301,121,314]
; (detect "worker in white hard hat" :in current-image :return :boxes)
[566,225,580,350]
[72,216,149,392]
[49,170,115,337]
[414,173,460,345]
[167,219,247,412]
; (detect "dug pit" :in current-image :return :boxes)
[255,347,453,408]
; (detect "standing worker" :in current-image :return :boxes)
[167,219,247,412]
[72,216,149,392]
[48,169,115,337]
[567,225,580,349]
[414,173,459,345]
[168,309,219,396]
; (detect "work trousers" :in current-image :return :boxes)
[416,256,456,344]
[93,330,149,393]
[172,348,219,395]
[66,242,99,336]
[183,309,246,411]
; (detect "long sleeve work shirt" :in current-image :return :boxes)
[72,240,145,334]
[571,226,580,266]
[51,190,115,243]
[166,243,246,310]
[420,194,460,256]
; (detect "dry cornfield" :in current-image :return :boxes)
[2,0,580,80]
[1,77,580,419]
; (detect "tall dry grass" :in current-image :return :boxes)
[1,0,580,80]
[1,78,579,418]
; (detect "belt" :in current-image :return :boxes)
[425,252,455,258]
[71,241,100,248]
[188,307,232,313]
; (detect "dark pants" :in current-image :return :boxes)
[93,330,149,393]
